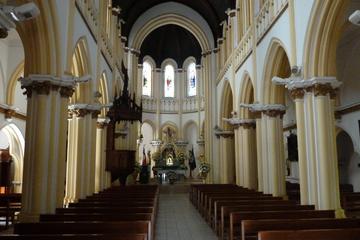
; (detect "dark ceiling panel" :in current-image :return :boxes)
[139,25,202,68]
[113,0,236,44]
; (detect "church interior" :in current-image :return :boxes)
[0,0,360,239]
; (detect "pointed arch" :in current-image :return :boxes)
[303,0,350,78]
[16,0,59,75]
[261,38,291,104]
[239,72,255,119]
[183,120,199,139]
[70,37,93,103]
[98,71,109,117]
[0,123,25,193]
[220,80,234,130]
[6,61,25,106]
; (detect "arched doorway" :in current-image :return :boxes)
[336,130,356,186]
[0,124,25,193]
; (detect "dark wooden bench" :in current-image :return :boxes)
[213,200,298,232]
[242,218,360,240]
[40,213,153,222]
[56,206,154,214]
[228,210,335,240]
[14,221,152,240]
[218,204,315,238]
[0,234,147,240]
[69,201,155,207]
[206,195,282,223]
[258,228,360,240]
[0,193,21,228]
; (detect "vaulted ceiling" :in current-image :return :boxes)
[139,24,202,67]
[113,0,236,43]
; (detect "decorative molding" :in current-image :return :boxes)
[0,104,26,121]
[175,140,189,147]
[150,140,163,146]
[222,118,256,129]
[214,126,234,138]
[196,139,205,146]
[20,75,76,98]
[240,103,286,118]
[68,104,102,118]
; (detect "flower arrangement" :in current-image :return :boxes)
[198,154,210,180]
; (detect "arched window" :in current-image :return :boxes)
[187,62,197,97]
[164,64,175,98]
[142,61,152,96]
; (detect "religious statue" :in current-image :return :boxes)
[121,61,129,95]
[162,127,176,142]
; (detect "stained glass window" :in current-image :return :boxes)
[188,63,197,97]
[142,61,152,96]
[164,64,175,98]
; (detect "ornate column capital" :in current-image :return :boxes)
[240,103,286,118]
[68,104,102,118]
[290,88,305,100]
[214,126,234,139]
[222,118,256,129]
[20,75,77,98]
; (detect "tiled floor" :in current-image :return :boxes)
[155,191,218,240]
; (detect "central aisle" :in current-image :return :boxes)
[155,185,218,240]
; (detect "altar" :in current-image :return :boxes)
[151,127,189,184]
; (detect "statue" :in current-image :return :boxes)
[121,61,129,95]
[162,127,176,142]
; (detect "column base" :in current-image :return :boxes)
[335,208,346,218]
[18,213,40,223]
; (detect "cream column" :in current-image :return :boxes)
[20,75,75,222]
[66,105,100,203]
[263,109,286,197]
[255,115,263,192]
[95,119,109,192]
[217,131,235,184]
[241,121,257,190]
[290,88,309,205]
[311,81,343,217]
[233,127,241,186]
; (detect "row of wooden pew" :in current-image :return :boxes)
[190,183,360,240]
[286,181,360,217]
[0,193,21,228]
[1,185,159,240]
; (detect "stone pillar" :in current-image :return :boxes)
[311,82,343,216]
[20,75,75,222]
[263,108,286,197]
[95,119,108,193]
[241,121,257,190]
[286,77,343,216]
[290,88,309,205]
[240,104,286,196]
[65,104,100,204]
[216,131,235,184]
[255,116,263,192]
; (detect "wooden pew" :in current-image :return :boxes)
[258,228,360,240]
[0,193,21,228]
[213,200,298,233]
[40,213,152,222]
[219,204,315,238]
[14,221,152,240]
[69,201,155,208]
[190,184,236,205]
[242,218,360,240]
[203,193,274,219]
[0,234,147,240]
[228,210,335,240]
[206,195,282,223]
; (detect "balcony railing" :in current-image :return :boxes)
[142,97,204,113]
